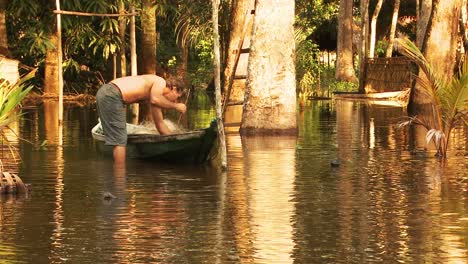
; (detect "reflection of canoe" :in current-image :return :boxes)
[91,120,217,164]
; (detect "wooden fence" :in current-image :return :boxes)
[364,57,414,93]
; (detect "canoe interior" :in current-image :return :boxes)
[92,120,218,164]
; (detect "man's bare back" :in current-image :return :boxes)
[111,75,165,104]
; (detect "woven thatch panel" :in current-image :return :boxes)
[364,57,413,93]
[0,56,19,84]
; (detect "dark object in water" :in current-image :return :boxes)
[330,159,341,167]
[0,171,29,194]
[91,119,218,164]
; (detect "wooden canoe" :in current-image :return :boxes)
[91,120,217,164]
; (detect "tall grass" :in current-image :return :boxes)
[395,37,467,158]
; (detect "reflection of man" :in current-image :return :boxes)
[96,75,186,164]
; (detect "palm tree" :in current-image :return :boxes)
[396,37,467,158]
[0,69,35,165]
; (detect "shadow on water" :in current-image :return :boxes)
[0,96,467,263]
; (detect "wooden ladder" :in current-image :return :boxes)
[222,8,255,116]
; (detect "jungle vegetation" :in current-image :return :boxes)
[0,0,432,95]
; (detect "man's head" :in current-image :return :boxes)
[164,76,184,101]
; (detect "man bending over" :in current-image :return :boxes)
[96,74,186,163]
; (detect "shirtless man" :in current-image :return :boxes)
[96,74,186,163]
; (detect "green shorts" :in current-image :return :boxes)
[96,83,127,146]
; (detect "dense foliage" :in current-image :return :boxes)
[2,0,419,94]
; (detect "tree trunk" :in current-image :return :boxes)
[409,0,462,113]
[141,0,157,74]
[359,0,369,92]
[177,22,189,86]
[335,0,357,82]
[461,0,468,52]
[118,1,127,77]
[222,0,255,102]
[0,0,9,56]
[44,33,59,95]
[240,0,297,135]
[130,6,138,123]
[385,0,400,57]
[416,0,432,48]
[369,0,384,58]
[212,0,227,169]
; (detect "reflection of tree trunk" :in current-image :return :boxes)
[0,0,10,56]
[118,1,127,77]
[240,136,296,263]
[385,0,400,57]
[44,100,59,144]
[240,0,296,135]
[44,33,59,96]
[369,0,383,58]
[141,0,156,74]
[410,0,462,114]
[336,0,357,82]
[359,0,369,92]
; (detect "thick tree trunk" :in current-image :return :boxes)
[44,33,59,95]
[369,0,384,58]
[385,0,400,57]
[141,0,157,74]
[409,0,462,113]
[240,0,297,135]
[0,0,9,56]
[359,0,369,92]
[336,0,357,82]
[222,0,255,102]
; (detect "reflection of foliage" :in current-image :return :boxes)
[0,70,35,163]
[395,37,468,158]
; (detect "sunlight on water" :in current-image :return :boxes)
[0,99,466,263]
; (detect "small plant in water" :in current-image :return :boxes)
[395,37,467,158]
[0,70,35,164]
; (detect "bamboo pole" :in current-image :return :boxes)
[55,0,63,146]
[53,10,137,17]
[130,5,139,124]
[212,0,227,170]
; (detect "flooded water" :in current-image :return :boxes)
[1,98,467,263]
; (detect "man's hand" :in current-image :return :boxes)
[175,103,187,114]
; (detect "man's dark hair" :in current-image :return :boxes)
[165,76,184,93]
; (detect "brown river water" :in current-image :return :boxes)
[0,97,467,263]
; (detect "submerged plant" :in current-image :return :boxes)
[0,69,36,166]
[395,37,467,158]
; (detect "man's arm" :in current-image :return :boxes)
[151,104,171,135]
[149,81,186,112]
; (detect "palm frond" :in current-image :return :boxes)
[394,37,467,157]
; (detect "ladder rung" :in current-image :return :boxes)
[233,75,247,80]
[226,101,244,106]
[240,48,250,53]
[224,122,241,127]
